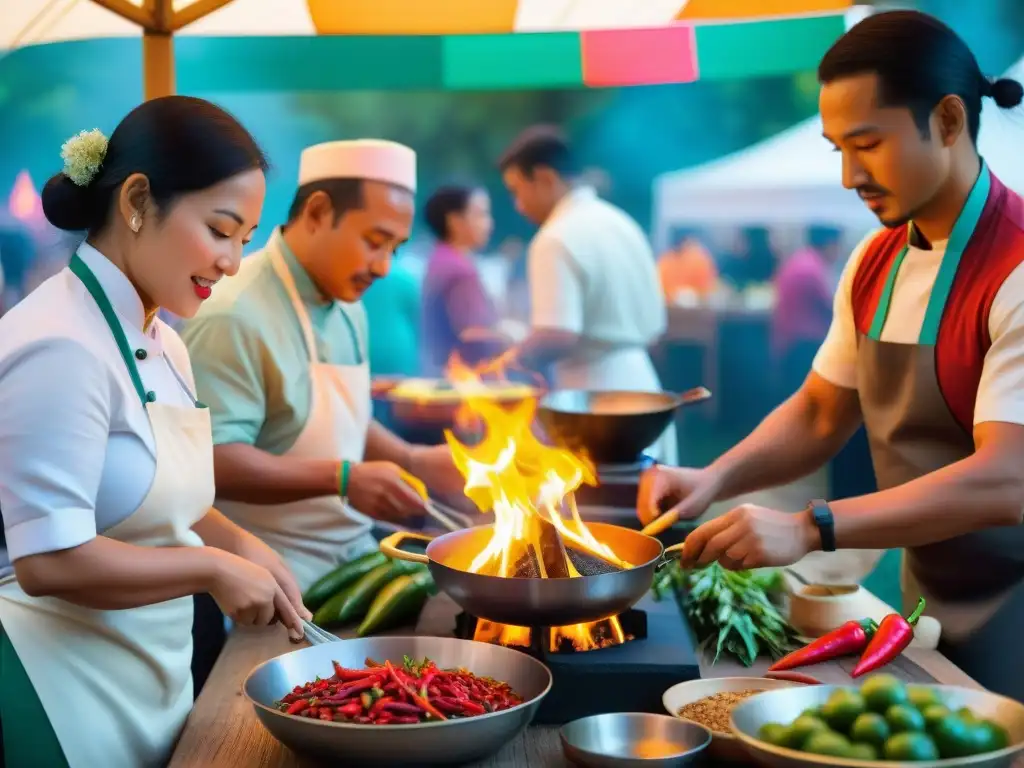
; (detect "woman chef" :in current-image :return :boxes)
[638,11,1024,699]
[0,96,309,768]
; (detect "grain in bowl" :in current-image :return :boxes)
[678,689,763,734]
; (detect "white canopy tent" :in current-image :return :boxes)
[651,52,1024,249]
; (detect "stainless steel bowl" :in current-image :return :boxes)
[560,712,712,767]
[243,636,552,767]
[731,685,1024,768]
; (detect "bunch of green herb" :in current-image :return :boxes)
[653,561,797,667]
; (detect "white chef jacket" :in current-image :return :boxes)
[528,186,667,367]
[0,243,198,578]
[813,228,1024,427]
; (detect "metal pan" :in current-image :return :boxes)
[379,522,683,627]
[537,387,712,465]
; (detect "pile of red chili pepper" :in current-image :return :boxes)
[275,655,523,724]
[769,597,927,677]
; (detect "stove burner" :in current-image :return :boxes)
[594,453,657,477]
[454,608,648,655]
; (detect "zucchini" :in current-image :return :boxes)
[357,570,434,637]
[313,560,424,627]
[302,551,388,611]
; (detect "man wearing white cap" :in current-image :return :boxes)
[181,139,465,597]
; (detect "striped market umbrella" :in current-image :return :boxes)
[3,0,855,98]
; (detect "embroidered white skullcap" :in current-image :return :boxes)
[298,139,416,192]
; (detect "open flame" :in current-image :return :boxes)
[443,356,634,652]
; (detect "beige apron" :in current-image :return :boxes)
[856,166,1024,699]
[0,254,213,768]
[216,241,376,593]
[553,346,679,465]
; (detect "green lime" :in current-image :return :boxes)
[886,703,926,733]
[907,685,940,710]
[803,730,854,757]
[956,706,980,724]
[883,731,940,761]
[758,723,789,746]
[848,742,878,760]
[921,704,951,730]
[850,712,890,749]
[972,720,1010,753]
[822,689,867,733]
[800,707,821,719]
[861,674,909,713]
[787,715,829,749]
[931,715,979,758]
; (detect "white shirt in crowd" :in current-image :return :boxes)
[0,242,199,578]
[528,186,666,358]
[813,229,1024,426]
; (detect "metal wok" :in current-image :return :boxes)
[379,522,683,627]
[537,387,711,464]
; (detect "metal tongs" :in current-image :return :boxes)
[399,470,476,532]
[301,619,338,646]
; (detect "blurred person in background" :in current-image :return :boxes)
[771,224,843,396]
[0,223,35,311]
[498,126,676,464]
[361,252,421,378]
[657,228,718,302]
[420,184,506,374]
[719,225,777,290]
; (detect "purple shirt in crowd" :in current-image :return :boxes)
[421,243,500,374]
[771,247,833,356]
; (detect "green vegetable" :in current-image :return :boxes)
[921,703,951,730]
[313,560,425,627]
[758,723,789,746]
[787,715,829,749]
[907,685,940,710]
[849,712,890,749]
[803,730,854,757]
[357,570,434,636]
[931,714,978,758]
[654,561,798,666]
[302,551,389,611]
[848,742,878,760]
[886,703,926,733]
[860,673,908,713]
[883,731,939,761]
[973,720,1010,752]
[822,689,866,733]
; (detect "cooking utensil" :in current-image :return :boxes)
[560,712,711,767]
[397,470,476,532]
[243,635,552,767]
[379,522,684,627]
[301,619,338,646]
[537,387,711,465]
[662,676,810,762]
[731,684,1024,768]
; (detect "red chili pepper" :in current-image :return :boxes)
[381,701,422,716]
[385,661,447,721]
[285,699,309,715]
[764,671,822,685]
[852,597,926,678]
[460,700,487,715]
[769,618,878,671]
[390,715,421,724]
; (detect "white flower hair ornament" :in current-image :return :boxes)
[61,129,108,187]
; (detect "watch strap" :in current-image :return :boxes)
[809,498,836,552]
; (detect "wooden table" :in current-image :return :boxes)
[169,592,1001,768]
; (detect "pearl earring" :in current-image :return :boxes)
[130,213,141,233]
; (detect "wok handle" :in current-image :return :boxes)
[654,541,687,570]
[379,530,433,564]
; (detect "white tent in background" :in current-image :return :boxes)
[651,52,1024,249]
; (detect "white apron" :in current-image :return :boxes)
[552,346,679,465]
[0,254,213,768]
[216,241,376,593]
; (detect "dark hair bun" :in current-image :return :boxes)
[41,173,97,231]
[990,77,1024,109]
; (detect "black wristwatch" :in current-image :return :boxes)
[808,498,836,552]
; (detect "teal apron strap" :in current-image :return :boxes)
[0,623,71,768]
[867,163,992,344]
[69,254,152,408]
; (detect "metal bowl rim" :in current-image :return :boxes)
[559,712,713,760]
[422,521,667,577]
[241,635,554,732]
[662,676,810,742]
[539,389,681,416]
[729,684,1024,767]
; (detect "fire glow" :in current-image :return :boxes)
[444,358,634,652]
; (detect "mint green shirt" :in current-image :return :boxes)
[179,228,369,455]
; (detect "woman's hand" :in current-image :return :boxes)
[207,550,304,640]
[232,529,312,623]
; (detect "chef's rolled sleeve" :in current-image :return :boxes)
[181,312,267,446]
[0,339,107,560]
[528,234,584,334]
